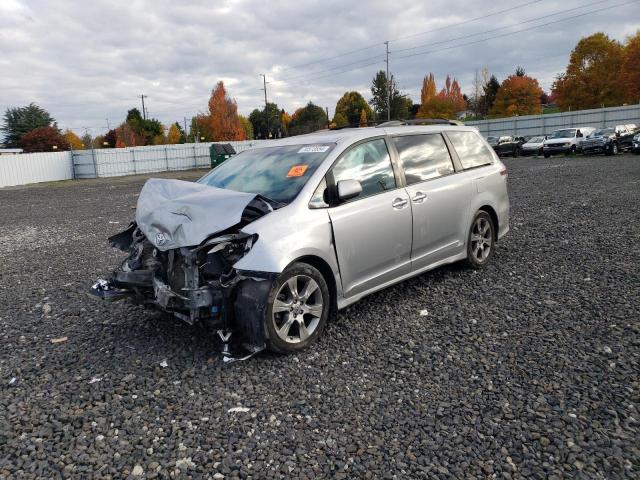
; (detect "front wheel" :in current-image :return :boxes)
[513,147,520,158]
[544,152,551,158]
[607,142,618,156]
[565,145,576,156]
[465,211,496,269]
[264,262,330,353]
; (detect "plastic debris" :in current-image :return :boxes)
[223,346,265,364]
[8,377,17,386]
[50,337,68,344]
[88,376,102,384]
[228,406,250,413]
[419,309,429,316]
[159,359,169,368]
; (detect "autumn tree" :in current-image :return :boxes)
[621,31,640,102]
[490,74,543,117]
[63,129,84,150]
[21,126,69,153]
[124,108,163,145]
[237,115,253,140]
[418,74,467,119]
[104,129,117,148]
[332,113,348,128]
[167,123,182,144]
[359,109,368,127]
[1,103,56,148]
[288,102,327,136]
[81,133,92,149]
[552,33,625,110]
[280,110,291,137]
[115,123,145,147]
[198,81,244,141]
[333,91,373,127]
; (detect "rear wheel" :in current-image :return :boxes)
[465,211,495,269]
[544,151,551,158]
[607,142,618,156]
[565,145,576,156]
[264,263,330,353]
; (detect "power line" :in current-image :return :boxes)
[393,0,638,61]
[392,0,609,55]
[280,0,544,73]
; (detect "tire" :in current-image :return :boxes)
[565,145,576,156]
[544,152,551,158]
[263,262,330,353]
[513,147,520,158]
[607,142,618,156]
[538,147,543,156]
[465,211,496,269]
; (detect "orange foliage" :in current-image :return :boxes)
[621,31,640,102]
[490,75,543,117]
[417,74,466,119]
[202,81,245,141]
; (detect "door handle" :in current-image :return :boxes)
[392,198,408,209]
[412,192,427,203]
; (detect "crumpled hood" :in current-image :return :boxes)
[135,178,260,251]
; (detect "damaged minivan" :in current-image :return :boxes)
[92,123,510,354]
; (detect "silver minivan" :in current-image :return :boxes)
[92,123,510,354]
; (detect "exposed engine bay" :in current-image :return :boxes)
[90,178,279,352]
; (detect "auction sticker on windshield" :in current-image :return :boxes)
[298,145,331,153]
[287,165,308,177]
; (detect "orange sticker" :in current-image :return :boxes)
[287,165,308,177]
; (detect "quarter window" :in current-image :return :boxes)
[393,134,454,185]
[447,131,494,169]
[331,138,396,201]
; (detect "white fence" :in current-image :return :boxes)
[0,151,74,188]
[73,140,271,179]
[467,104,640,138]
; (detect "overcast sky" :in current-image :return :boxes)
[1,0,637,137]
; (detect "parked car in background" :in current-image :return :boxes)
[492,136,525,157]
[543,127,595,157]
[520,136,547,156]
[582,124,638,155]
[633,132,640,153]
[486,136,498,147]
[91,124,510,354]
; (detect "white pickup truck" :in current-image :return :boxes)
[543,127,595,157]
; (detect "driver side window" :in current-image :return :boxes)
[331,138,396,201]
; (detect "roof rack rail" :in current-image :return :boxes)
[376,118,463,127]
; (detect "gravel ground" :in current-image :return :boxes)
[0,155,639,479]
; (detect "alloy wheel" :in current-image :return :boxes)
[470,216,492,262]
[272,275,323,344]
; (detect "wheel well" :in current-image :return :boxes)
[479,205,499,240]
[292,255,338,317]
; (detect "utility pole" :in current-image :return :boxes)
[326,107,330,129]
[260,74,270,138]
[139,94,148,120]
[384,41,390,121]
[184,117,188,141]
[474,69,479,120]
[106,118,111,131]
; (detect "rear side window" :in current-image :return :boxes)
[331,138,396,200]
[447,131,494,169]
[393,134,454,185]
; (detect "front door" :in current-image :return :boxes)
[327,138,412,297]
[392,133,472,270]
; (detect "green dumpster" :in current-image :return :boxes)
[209,143,236,168]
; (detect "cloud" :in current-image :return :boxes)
[0,0,634,136]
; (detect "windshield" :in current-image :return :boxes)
[198,143,335,204]
[527,136,544,143]
[550,129,576,139]
[594,128,614,136]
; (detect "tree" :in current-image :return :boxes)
[359,109,368,127]
[81,133,93,149]
[63,129,84,150]
[280,110,291,137]
[515,66,526,77]
[92,135,105,149]
[198,81,245,141]
[249,102,281,139]
[490,74,543,117]
[104,129,117,148]
[123,107,163,145]
[483,75,501,115]
[369,70,411,121]
[115,123,144,147]
[417,74,466,119]
[332,112,348,128]
[167,123,182,144]
[621,31,640,103]
[21,126,69,153]
[288,102,328,136]
[1,103,56,147]
[238,115,254,140]
[552,33,625,110]
[333,91,373,127]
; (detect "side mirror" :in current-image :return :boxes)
[337,179,362,202]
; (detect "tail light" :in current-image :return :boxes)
[500,168,508,177]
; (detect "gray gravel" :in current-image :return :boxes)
[1,155,639,479]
